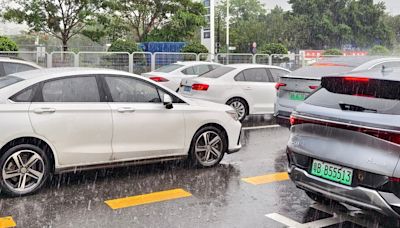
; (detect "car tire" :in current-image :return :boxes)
[226,98,248,122]
[189,126,227,168]
[305,191,332,205]
[0,144,50,196]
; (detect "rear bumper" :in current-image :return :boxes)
[274,110,291,128]
[288,165,400,218]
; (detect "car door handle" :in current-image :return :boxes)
[33,107,56,114]
[117,107,136,113]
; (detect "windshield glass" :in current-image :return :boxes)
[154,64,184,73]
[0,76,23,89]
[199,66,235,78]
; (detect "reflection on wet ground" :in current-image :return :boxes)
[0,127,398,227]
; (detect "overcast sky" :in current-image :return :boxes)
[261,0,400,15]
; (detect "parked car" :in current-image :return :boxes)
[179,64,290,121]
[287,68,400,218]
[275,56,400,127]
[0,67,241,196]
[0,56,41,76]
[142,61,221,91]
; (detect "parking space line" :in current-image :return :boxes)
[0,216,16,228]
[242,124,280,130]
[242,172,289,185]
[105,188,192,210]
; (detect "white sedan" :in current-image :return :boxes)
[0,68,241,196]
[142,61,221,91]
[179,64,290,121]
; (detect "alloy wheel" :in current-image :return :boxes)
[2,150,45,194]
[230,101,246,120]
[194,131,223,166]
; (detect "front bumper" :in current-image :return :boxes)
[288,165,400,218]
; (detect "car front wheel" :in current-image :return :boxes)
[0,144,50,196]
[189,126,227,168]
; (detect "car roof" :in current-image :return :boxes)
[289,56,400,78]
[327,67,400,81]
[225,63,290,71]
[0,57,42,68]
[175,61,221,66]
[10,67,133,81]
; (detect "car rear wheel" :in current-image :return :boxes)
[189,126,226,168]
[0,144,50,196]
[226,98,248,122]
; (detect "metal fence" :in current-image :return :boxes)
[0,51,315,73]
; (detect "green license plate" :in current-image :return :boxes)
[289,92,306,101]
[310,159,353,186]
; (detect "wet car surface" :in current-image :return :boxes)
[0,118,399,227]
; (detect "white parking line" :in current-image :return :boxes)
[242,124,281,130]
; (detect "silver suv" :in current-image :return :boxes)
[275,56,400,127]
[287,68,400,218]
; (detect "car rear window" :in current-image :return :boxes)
[154,64,184,73]
[199,66,235,78]
[0,76,23,89]
[305,77,400,115]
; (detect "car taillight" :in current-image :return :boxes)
[290,115,400,145]
[275,83,286,90]
[150,76,169,82]
[344,77,369,82]
[192,84,209,91]
[309,85,319,90]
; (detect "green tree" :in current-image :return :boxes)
[260,43,288,55]
[2,0,102,51]
[103,0,205,42]
[0,36,18,51]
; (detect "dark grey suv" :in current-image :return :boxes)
[287,68,400,218]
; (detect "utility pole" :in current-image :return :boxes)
[226,0,230,64]
[217,13,221,53]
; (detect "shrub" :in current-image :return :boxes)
[322,49,343,56]
[0,36,18,51]
[369,45,390,56]
[260,43,288,55]
[181,42,208,54]
[108,39,140,53]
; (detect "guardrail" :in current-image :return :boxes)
[0,51,313,73]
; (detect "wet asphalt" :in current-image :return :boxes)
[0,116,399,228]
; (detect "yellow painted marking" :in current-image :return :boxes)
[105,188,192,210]
[242,172,289,185]
[0,216,16,228]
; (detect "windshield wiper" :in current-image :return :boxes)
[339,103,377,113]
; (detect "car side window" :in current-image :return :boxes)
[234,72,246,81]
[269,68,289,82]
[105,76,161,103]
[3,63,37,75]
[182,67,195,75]
[10,86,36,102]
[243,68,270,82]
[41,76,100,102]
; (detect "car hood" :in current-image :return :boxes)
[186,97,232,111]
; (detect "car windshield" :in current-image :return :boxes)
[199,66,235,78]
[0,76,23,89]
[154,64,184,73]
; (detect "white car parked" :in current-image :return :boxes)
[0,68,241,196]
[142,61,221,91]
[179,64,290,121]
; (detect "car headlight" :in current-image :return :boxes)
[226,109,239,121]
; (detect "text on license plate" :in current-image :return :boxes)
[184,86,191,92]
[310,159,353,186]
[289,92,306,101]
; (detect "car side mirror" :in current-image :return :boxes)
[163,94,173,109]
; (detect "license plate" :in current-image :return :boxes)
[183,86,191,92]
[310,159,353,186]
[289,92,306,101]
